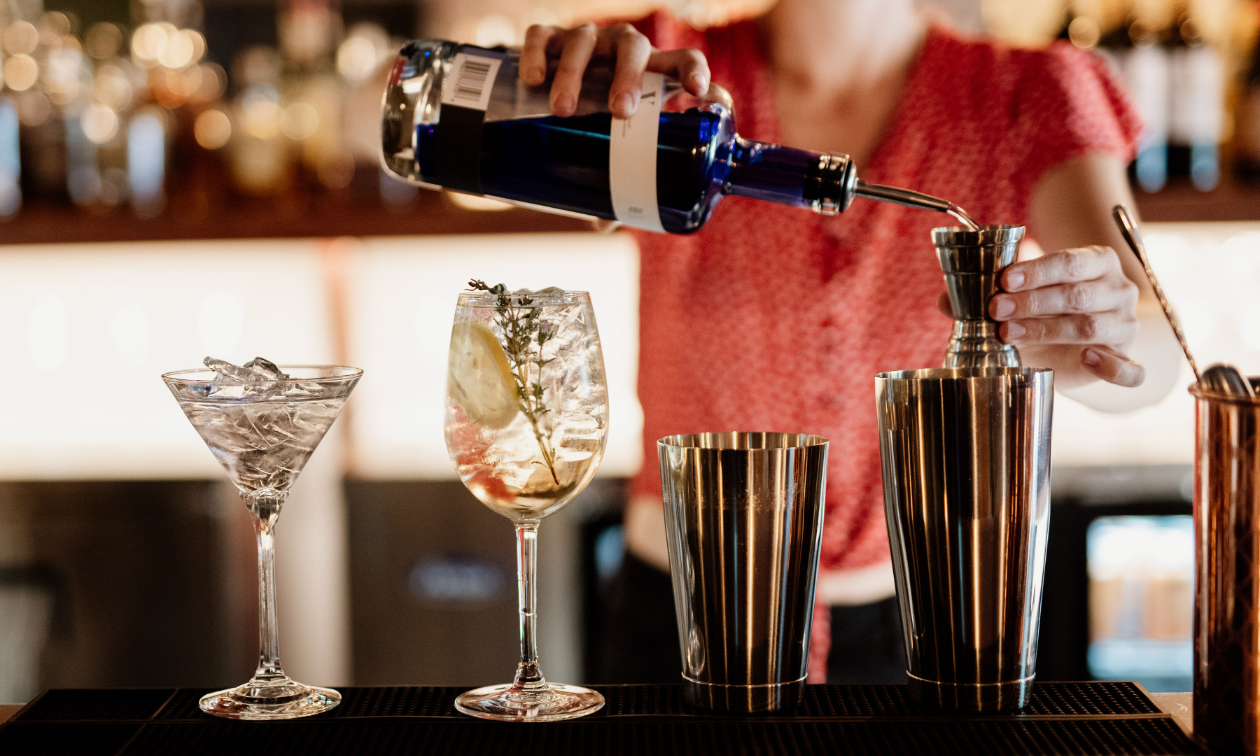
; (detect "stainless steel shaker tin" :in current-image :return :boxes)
[658,432,828,714]
[1190,381,1260,754]
[876,367,1053,713]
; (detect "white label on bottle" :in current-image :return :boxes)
[608,72,665,233]
[442,53,502,112]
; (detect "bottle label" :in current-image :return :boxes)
[441,53,502,112]
[608,72,665,233]
[436,50,505,195]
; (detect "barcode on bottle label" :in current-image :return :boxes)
[608,72,665,233]
[441,53,502,112]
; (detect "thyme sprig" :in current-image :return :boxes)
[468,279,559,485]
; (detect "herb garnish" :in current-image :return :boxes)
[468,279,559,485]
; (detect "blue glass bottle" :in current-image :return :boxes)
[382,40,857,234]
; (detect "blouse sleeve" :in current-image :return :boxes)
[1009,42,1143,197]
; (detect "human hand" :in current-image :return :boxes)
[990,245,1145,388]
[520,23,711,118]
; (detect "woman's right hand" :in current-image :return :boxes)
[519,23,711,119]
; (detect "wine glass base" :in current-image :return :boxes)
[455,683,604,722]
[199,679,341,720]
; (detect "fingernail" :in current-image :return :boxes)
[555,92,575,115]
[690,72,709,93]
[993,297,1015,318]
[614,92,634,116]
[1005,270,1025,290]
[1005,322,1025,340]
[530,67,547,83]
[1082,348,1101,366]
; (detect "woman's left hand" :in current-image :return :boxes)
[989,245,1145,388]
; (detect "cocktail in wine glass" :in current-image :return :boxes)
[163,359,362,720]
[445,283,609,721]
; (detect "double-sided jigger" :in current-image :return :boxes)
[878,224,1053,713]
[936,224,1026,369]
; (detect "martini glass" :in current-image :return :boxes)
[162,365,362,720]
[445,288,608,721]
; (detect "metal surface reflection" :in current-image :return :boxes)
[1191,382,1260,755]
[877,367,1053,712]
[658,432,828,714]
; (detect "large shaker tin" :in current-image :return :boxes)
[877,367,1053,712]
[1193,382,1260,754]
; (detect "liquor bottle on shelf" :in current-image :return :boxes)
[1235,27,1260,183]
[380,40,863,235]
[1098,12,1170,193]
[1166,7,1224,191]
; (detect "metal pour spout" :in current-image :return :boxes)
[855,180,981,230]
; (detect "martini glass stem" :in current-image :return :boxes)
[513,522,547,692]
[251,491,287,684]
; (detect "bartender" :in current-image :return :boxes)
[521,0,1181,683]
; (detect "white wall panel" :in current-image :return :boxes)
[0,240,335,480]
[344,232,642,479]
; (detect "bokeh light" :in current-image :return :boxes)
[81,103,120,144]
[84,22,123,60]
[194,109,232,149]
[281,101,319,140]
[2,55,39,92]
[2,21,40,56]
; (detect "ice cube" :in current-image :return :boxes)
[244,356,289,381]
[204,356,288,399]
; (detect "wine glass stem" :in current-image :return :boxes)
[251,493,287,683]
[514,522,546,691]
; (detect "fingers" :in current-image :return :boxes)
[1000,312,1138,347]
[646,48,710,95]
[520,24,561,86]
[550,23,598,116]
[990,278,1137,320]
[1001,245,1119,292]
[601,23,652,118]
[936,291,954,318]
[1081,345,1146,387]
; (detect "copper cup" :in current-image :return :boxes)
[1193,381,1260,754]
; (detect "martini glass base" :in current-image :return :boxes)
[455,683,604,722]
[199,679,341,720]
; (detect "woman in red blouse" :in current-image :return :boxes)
[522,0,1180,683]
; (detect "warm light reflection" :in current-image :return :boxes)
[194,108,231,149]
[81,103,120,144]
[2,55,39,92]
[84,22,123,60]
[2,21,39,56]
[281,101,319,140]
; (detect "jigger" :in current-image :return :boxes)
[877,367,1053,712]
[935,225,1026,369]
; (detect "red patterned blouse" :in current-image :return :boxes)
[626,14,1141,678]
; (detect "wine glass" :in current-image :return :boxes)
[162,364,362,720]
[444,286,609,721]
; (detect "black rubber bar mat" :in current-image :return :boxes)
[0,682,1202,756]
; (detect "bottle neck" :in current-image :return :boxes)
[723,137,857,215]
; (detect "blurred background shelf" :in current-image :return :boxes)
[1134,183,1260,223]
[0,192,591,245]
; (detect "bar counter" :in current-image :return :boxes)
[0,682,1201,755]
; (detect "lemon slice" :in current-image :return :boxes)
[448,321,519,429]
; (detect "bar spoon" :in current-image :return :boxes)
[1111,205,1254,399]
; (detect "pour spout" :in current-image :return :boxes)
[854,181,981,230]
